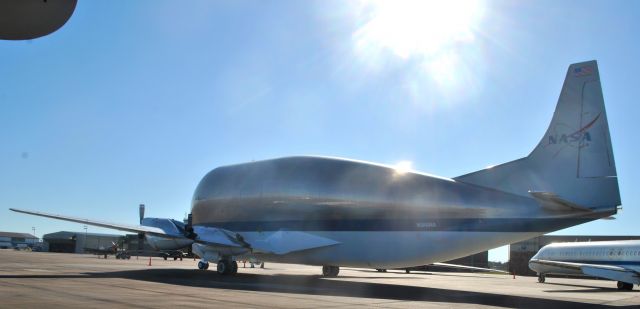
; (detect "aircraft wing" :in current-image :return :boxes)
[250,230,340,255]
[432,262,510,274]
[11,208,339,254]
[529,259,640,284]
[9,208,176,238]
[193,227,341,254]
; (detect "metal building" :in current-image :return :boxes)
[43,231,123,253]
[0,231,38,249]
[510,235,640,276]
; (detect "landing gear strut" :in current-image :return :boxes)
[217,259,238,275]
[197,260,209,270]
[617,281,634,291]
[537,274,545,283]
[322,265,339,277]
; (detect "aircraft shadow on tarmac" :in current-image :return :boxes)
[1,269,635,309]
[350,268,506,280]
[542,282,637,293]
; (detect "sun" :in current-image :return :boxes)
[354,0,484,59]
[393,160,413,175]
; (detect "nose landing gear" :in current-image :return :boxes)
[197,260,209,270]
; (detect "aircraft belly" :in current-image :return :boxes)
[237,231,540,268]
[530,263,584,276]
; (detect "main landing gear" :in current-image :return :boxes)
[197,259,238,275]
[538,274,545,283]
[216,259,238,275]
[617,281,634,291]
[322,265,339,277]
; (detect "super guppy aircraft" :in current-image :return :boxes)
[12,60,621,277]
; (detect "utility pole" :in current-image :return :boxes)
[83,225,88,253]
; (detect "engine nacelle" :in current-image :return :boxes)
[141,217,194,250]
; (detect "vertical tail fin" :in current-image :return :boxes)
[455,60,620,209]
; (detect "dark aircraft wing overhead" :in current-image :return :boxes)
[9,208,178,238]
[0,0,77,40]
[529,259,640,284]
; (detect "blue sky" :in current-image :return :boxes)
[2,1,639,262]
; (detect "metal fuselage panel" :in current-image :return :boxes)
[190,156,608,267]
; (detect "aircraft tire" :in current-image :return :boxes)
[217,259,233,275]
[406,269,410,274]
[322,266,339,277]
[231,261,238,274]
[617,281,633,291]
[538,274,545,283]
[197,260,208,270]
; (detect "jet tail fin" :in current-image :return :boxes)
[455,61,620,210]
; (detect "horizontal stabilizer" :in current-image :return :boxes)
[528,192,593,212]
[251,231,340,255]
[9,208,176,237]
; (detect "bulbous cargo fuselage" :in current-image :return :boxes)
[190,156,600,267]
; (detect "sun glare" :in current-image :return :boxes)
[394,160,413,175]
[352,0,484,89]
[355,0,483,59]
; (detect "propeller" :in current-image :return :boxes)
[184,213,196,257]
[184,213,197,240]
[139,204,145,224]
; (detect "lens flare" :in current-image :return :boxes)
[394,160,413,174]
[352,0,485,90]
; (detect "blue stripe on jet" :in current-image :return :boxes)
[557,260,640,266]
[198,218,595,232]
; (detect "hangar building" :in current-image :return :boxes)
[43,231,123,253]
[510,235,640,276]
[0,231,38,249]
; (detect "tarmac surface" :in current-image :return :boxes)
[1,250,639,308]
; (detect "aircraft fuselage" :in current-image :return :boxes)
[191,156,608,268]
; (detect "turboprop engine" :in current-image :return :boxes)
[140,217,194,250]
